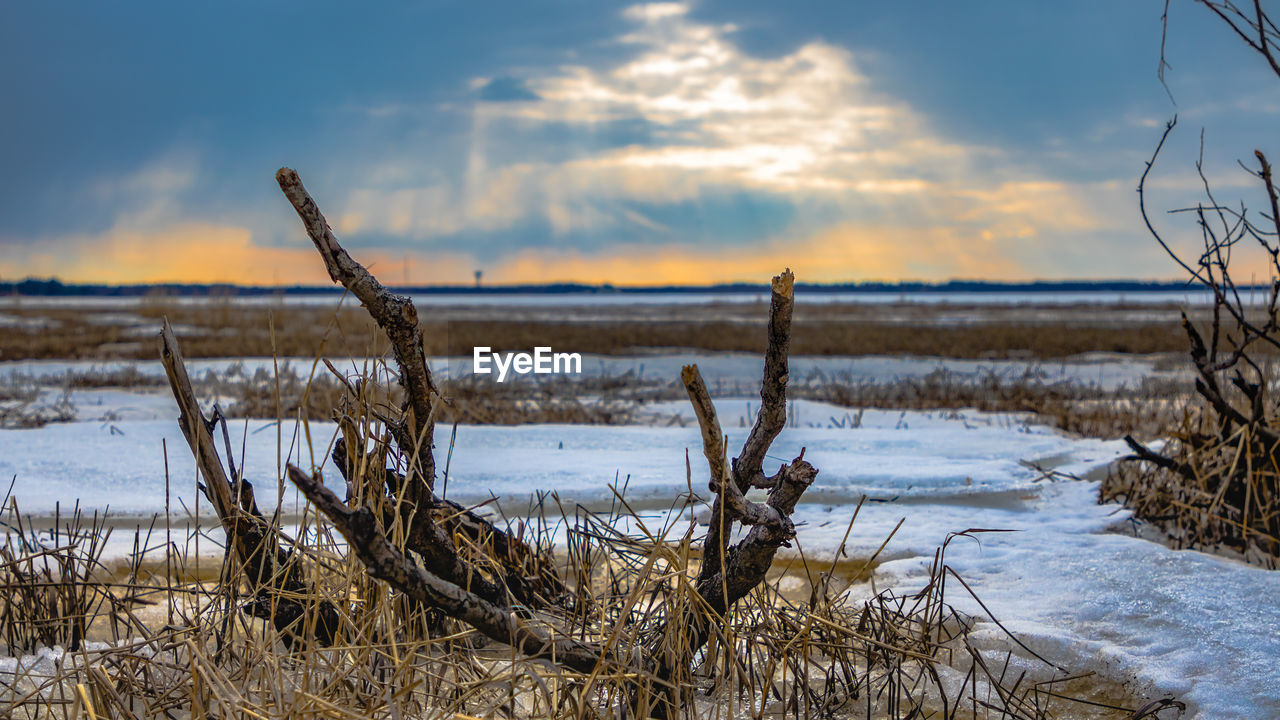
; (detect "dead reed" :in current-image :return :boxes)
[1103,399,1280,568]
[0,298,1208,362]
[0,489,1180,719]
[0,389,75,429]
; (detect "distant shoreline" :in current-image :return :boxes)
[0,277,1220,298]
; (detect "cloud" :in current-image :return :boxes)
[4,2,1160,285]
[325,0,1127,284]
[0,154,463,285]
[0,221,492,286]
[481,221,1022,285]
[475,76,541,103]
[2,223,311,284]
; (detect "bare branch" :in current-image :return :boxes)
[733,269,795,488]
[160,320,340,646]
[682,364,782,529]
[276,167,438,490]
[1197,0,1280,79]
[1123,435,1199,483]
[285,465,636,676]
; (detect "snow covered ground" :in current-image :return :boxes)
[0,384,1275,717]
[0,399,1106,516]
[0,349,1182,393]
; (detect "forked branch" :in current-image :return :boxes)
[276,167,438,488]
[285,464,637,676]
[277,167,554,611]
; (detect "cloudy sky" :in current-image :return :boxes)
[2,1,1277,286]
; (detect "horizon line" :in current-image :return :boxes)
[0,276,1218,297]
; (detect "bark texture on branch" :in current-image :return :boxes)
[160,321,339,646]
[330,434,569,608]
[693,270,801,591]
[286,465,633,676]
[277,167,559,612]
[647,269,815,717]
[733,270,794,488]
[276,167,438,489]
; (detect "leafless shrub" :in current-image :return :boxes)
[1107,0,1280,565]
[0,390,75,429]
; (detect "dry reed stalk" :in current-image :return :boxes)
[0,481,1178,718]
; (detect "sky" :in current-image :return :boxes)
[2,1,1278,287]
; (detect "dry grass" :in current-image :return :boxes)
[794,369,1189,440]
[181,362,1185,438]
[0,295,1204,436]
[0,390,75,429]
[201,364,643,426]
[1102,400,1280,568]
[0,493,1180,719]
[0,356,1190,437]
[0,299,1213,362]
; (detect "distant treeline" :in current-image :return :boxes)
[0,276,1221,297]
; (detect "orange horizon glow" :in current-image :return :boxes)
[0,221,1227,288]
[0,221,1049,287]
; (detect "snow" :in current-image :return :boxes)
[0,404,1120,516]
[826,481,1280,719]
[0,385,1274,718]
[0,313,57,330]
[0,350,1181,393]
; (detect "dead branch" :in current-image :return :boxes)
[330,433,570,607]
[642,270,816,717]
[1197,0,1280,79]
[732,270,796,489]
[678,269,815,613]
[683,365,791,534]
[1123,435,1198,483]
[276,168,437,488]
[277,167,555,612]
[285,464,638,677]
[692,270,798,591]
[1115,2,1280,562]
[159,320,340,646]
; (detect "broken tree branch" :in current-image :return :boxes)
[276,167,438,489]
[160,320,339,646]
[646,269,816,718]
[683,365,785,538]
[277,167,557,611]
[285,464,637,676]
[733,269,795,489]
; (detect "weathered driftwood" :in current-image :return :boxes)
[277,167,561,611]
[277,167,438,488]
[687,271,814,610]
[273,168,815,715]
[329,433,569,607]
[650,272,816,715]
[286,464,632,676]
[159,321,340,646]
